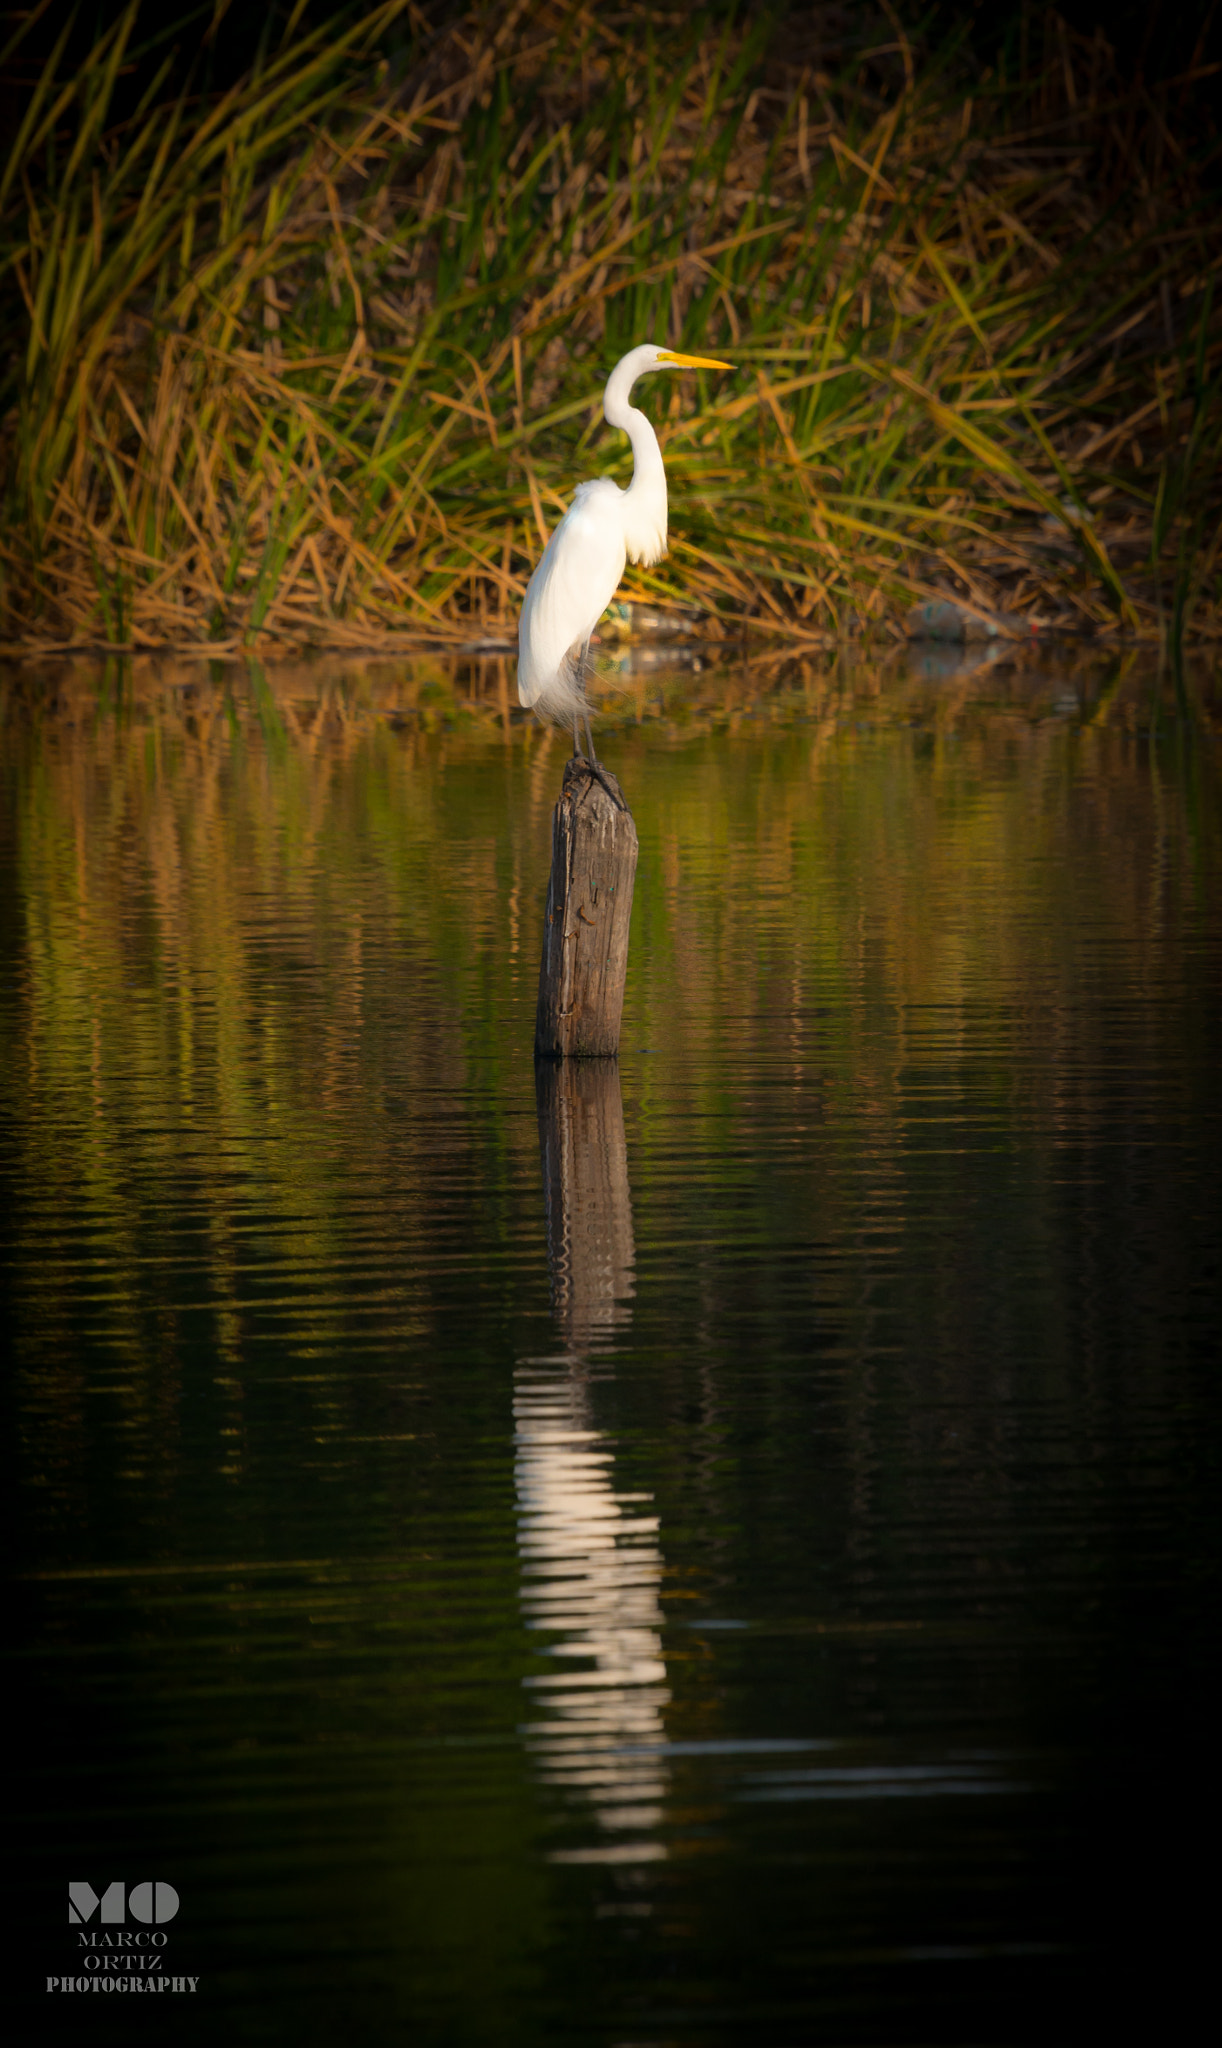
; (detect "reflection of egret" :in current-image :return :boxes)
[517,342,731,761]
[515,1364,670,1861]
[517,1060,666,1861]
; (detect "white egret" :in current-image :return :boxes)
[517,342,731,761]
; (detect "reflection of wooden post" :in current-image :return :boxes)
[535,759,638,1059]
[535,1058,635,1344]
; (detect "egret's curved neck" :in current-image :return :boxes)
[603,357,665,505]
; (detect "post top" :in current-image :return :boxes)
[561,755,631,815]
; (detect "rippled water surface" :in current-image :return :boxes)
[6,650,1220,2043]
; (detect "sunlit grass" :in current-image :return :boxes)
[2,0,1219,653]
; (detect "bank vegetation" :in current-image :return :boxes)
[2,1,1219,655]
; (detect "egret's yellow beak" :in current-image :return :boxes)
[657,351,733,370]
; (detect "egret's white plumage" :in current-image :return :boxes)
[517,342,730,745]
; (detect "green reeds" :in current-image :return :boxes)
[1,1,1219,651]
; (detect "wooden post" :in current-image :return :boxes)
[534,758,638,1060]
[535,1057,635,1344]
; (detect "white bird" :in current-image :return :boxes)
[517,342,731,761]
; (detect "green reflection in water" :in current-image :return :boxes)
[4,648,1218,1539]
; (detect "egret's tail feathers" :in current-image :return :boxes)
[525,648,593,729]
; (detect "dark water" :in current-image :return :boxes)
[4,651,1220,2043]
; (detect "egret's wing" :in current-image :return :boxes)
[517,482,627,710]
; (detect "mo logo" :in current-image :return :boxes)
[69,1883,180,1926]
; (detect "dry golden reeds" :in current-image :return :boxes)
[1,1,1219,655]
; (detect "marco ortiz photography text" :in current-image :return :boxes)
[49,1881,198,1994]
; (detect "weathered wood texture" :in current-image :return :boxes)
[534,758,638,1060]
[535,1057,635,1344]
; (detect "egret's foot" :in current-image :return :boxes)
[572,754,626,812]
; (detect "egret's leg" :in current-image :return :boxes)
[572,712,581,759]
[573,714,623,811]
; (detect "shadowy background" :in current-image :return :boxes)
[4,1,1220,129]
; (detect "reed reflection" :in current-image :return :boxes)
[516,1060,669,1860]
